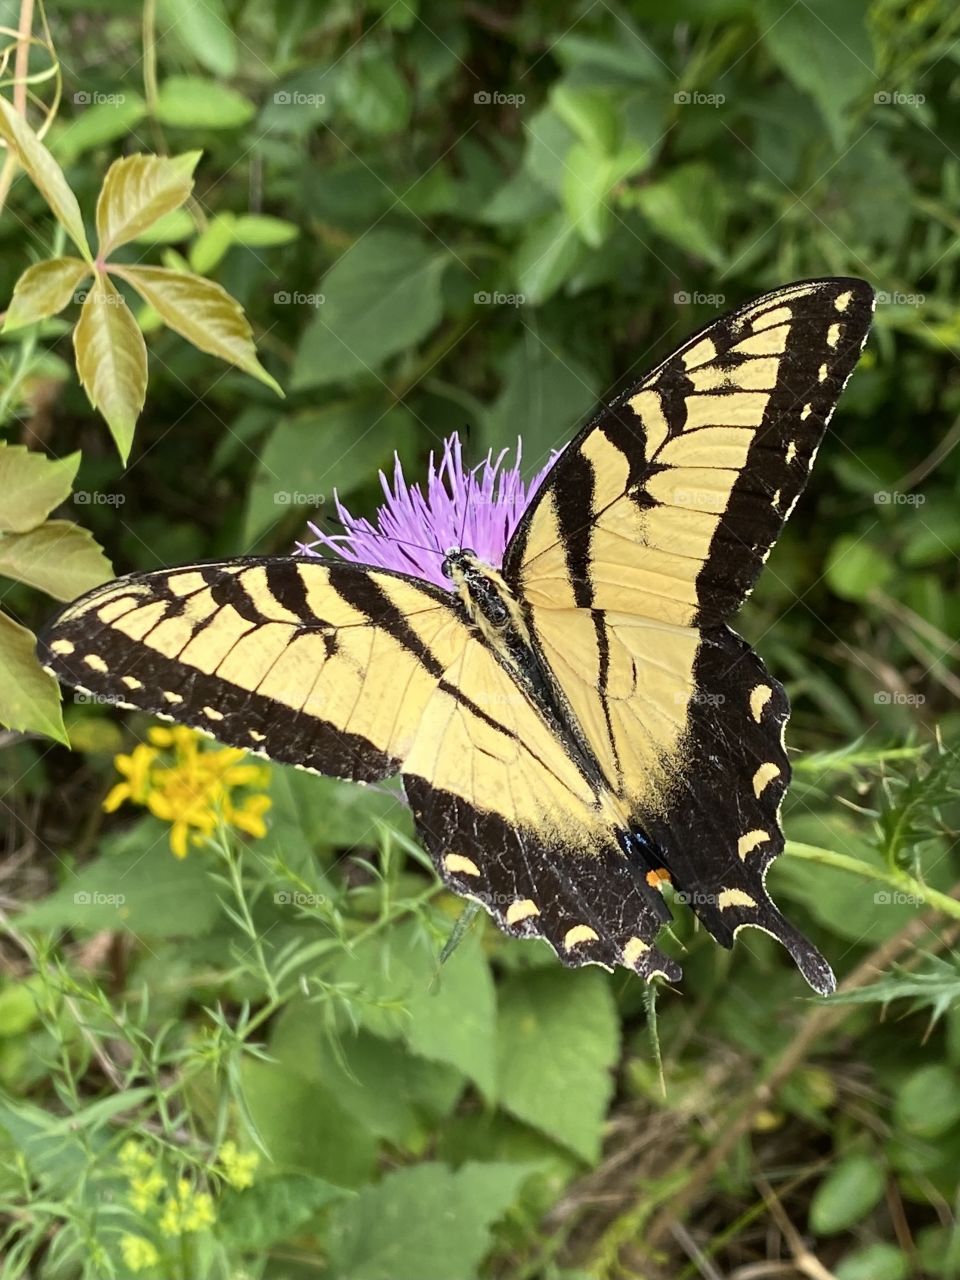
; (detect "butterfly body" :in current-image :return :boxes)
[40,278,875,993]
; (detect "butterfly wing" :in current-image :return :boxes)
[503,278,875,992]
[39,557,679,981]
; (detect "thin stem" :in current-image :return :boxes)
[785,840,960,922]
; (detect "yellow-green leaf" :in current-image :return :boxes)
[114,264,282,395]
[0,97,92,262]
[0,446,81,532]
[0,520,113,600]
[73,274,148,463]
[3,258,91,333]
[0,610,67,744]
[96,151,201,258]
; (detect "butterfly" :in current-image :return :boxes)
[40,278,875,994]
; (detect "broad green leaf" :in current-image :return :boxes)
[52,94,148,165]
[241,1057,377,1187]
[2,258,90,333]
[268,767,413,853]
[338,50,412,135]
[155,76,255,129]
[496,968,619,1161]
[550,85,619,154]
[523,107,577,196]
[130,207,195,244]
[0,97,92,261]
[483,332,598,466]
[96,151,200,257]
[808,1154,885,1234]
[761,0,874,147]
[564,142,651,247]
[159,0,238,78]
[634,162,728,267]
[291,230,449,389]
[835,1244,908,1280]
[0,610,66,743]
[188,213,236,274]
[243,401,417,544]
[554,31,669,84]
[115,264,281,395]
[72,274,148,463]
[326,1162,535,1280]
[824,533,894,601]
[894,1064,960,1138]
[0,446,80,532]
[231,214,299,247]
[218,1175,346,1251]
[512,211,585,305]
[0,520,112,600]
[17,817,221,935]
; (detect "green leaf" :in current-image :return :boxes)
[188,213,236,274]
[808,1154,886,1234]
[483,332,599,467]
[0,520,112,600]
[835,1243,908,1280]
[550,85,619,154]
[894,1064,960,1138]
[129,207,195,244]
[760,0,874,147]
[291,230,449,389]
[52,94,148,165]
[496,968,619,1161]
[72,273,148,463]
[512,211,585,305]
[634,162,728,266]
[159,0,238,78]
[0,98,92,262]
[241,1057,377,1187]
[326,1161,535,1280]
[2,257,90,333]
[0,446,80,533]
[243,401,417,544]
[338,50,412,136]
[268,767,413,853]
[0,610,66,743]
[154,76,255,129]
[115,264,281,396]
[554,31,669,84]
[96,151,200,257]
[218,1174,346,1251]
[230,214,299,247]
[824,533,894,601]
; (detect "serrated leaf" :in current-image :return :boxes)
[0,97,92,262]
[0,610,66,743]
[114,264,281,396]
[3,258,90,333]
[496,968,619,1161]
[155,76,255,129]
[290,229,449,389]
[0,446,81,532]
[218,1175,346,1251]
[72,274,148,463]
[96,151,200,257]
[326,1162,535,1280]
[0,520,112,600]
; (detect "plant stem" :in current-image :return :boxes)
[785,840,960,921]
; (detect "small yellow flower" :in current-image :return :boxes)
[103,727,271,857]
[129,1168,167,1214]
[218,1140,260,1191]
[120,1235,159,1272]
[159,1178,217,1237]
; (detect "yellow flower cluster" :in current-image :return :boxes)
[104,725,272,858]
[218,1139,260,1190]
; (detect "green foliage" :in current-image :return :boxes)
[2,0,960,1276]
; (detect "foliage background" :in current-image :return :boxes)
[2,0,960,1277]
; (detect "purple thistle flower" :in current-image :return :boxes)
[298,433,559,591]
